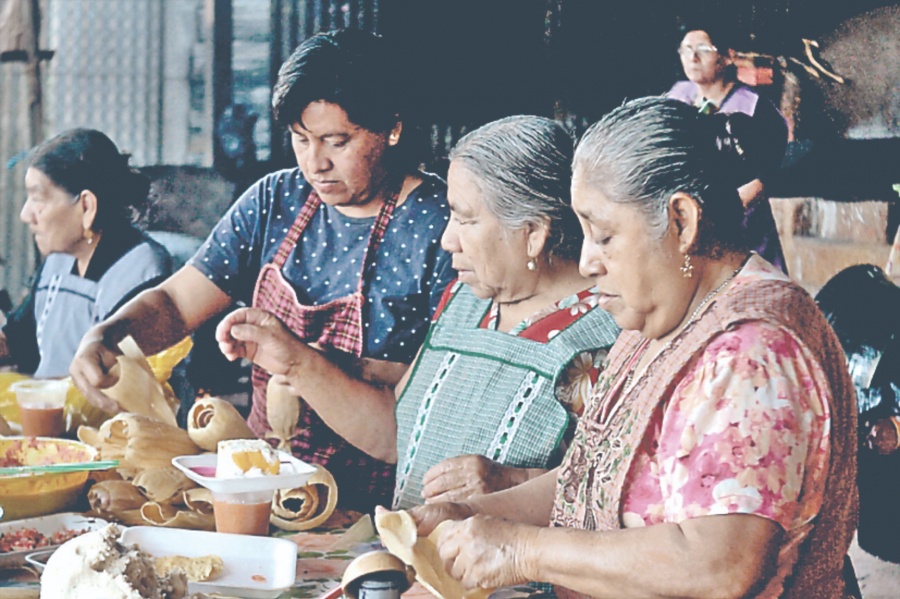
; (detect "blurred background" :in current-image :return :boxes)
[1,0,898,307]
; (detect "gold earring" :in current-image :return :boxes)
[527,258,538,271]
[85,229,94,245]
[680,253,694,278]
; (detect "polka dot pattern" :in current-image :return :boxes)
[188,168,456,362]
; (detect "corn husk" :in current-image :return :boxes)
[270,464,338,531]
[187,397,255,452]
[375,510,492,599]
[140,501,215,531]
[265,376,301,451]
[182,487,214,515]
[77,412,201,470]
[104,336,178,426]
[88,479,148,513]
[133,466,196,504]
[0,413,12,436]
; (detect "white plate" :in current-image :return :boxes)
[171,451,317,494]
[121,526,298,599]
[0,512,108,569]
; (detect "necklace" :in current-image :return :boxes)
[622,259,747,393]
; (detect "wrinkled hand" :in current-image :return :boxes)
[433,515,537,590]
[422,455,522,503]
[407,501,475,537]
[69,328,125,414]
[215,307,306,377]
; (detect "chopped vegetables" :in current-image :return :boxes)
[0,526,89,553]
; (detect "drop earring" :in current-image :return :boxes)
[85,229,94,245]
[680,253,694,278]
[527,258,538,271]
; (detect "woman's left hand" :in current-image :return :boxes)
[422,455,527,503]
[215,307,306,376]
[434,515,537,590]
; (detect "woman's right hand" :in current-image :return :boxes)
[408,501,475,536]
[69,326,125,414]
[215,307,310,379]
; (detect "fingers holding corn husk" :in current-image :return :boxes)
[270,464,338,531]
[266,376,301,451]
[104,336,178,426]
[133,466,196,504]
[187,397,255,451]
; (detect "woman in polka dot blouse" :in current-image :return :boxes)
[70,29,454,512]
[216,116,620,511]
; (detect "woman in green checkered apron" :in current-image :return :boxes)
[216,115,619,509]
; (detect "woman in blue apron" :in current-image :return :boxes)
[1,129,171,378]
[70,30,455,512]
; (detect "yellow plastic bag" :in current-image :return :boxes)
[1,337,193,431]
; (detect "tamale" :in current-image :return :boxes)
[187,397,255,451]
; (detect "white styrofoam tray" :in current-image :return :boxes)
[121,526,298,599]
[171,451,317,494]
[0,512,108,569]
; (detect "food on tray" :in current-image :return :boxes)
[187,396,255,451]
[216,438,281,478]
[40,523,187,599]
[270,463,338,532]
[153,553,224,582]
[0,525,89,553]
[375,509,492,599]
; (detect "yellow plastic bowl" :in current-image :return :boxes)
[0,437,98,521]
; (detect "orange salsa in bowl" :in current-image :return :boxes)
[0,437,98,520]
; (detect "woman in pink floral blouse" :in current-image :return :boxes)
[412,97,859,598]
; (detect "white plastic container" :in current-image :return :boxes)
[171,451,317,494]
[121,526,298,598]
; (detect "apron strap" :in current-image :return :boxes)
[272,189,322,269]
[354,189,399,294]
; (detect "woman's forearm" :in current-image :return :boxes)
[284,349,401,463]
[465,468,559,526]
[521,514,781,599]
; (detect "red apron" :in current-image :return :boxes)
[248,189,397,512]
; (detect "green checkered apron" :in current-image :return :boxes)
[393,284,619,509]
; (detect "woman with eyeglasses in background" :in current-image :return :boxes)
[0,129,172,378]
[668,21,789,275]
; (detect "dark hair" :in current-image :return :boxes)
[27,128,150,230]
[679,18,743,53]
[272,29,419,171]
[450,115,580,262]
[573,96,751,257]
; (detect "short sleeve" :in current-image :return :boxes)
[188,176,271,301]
[648,321,831,530]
